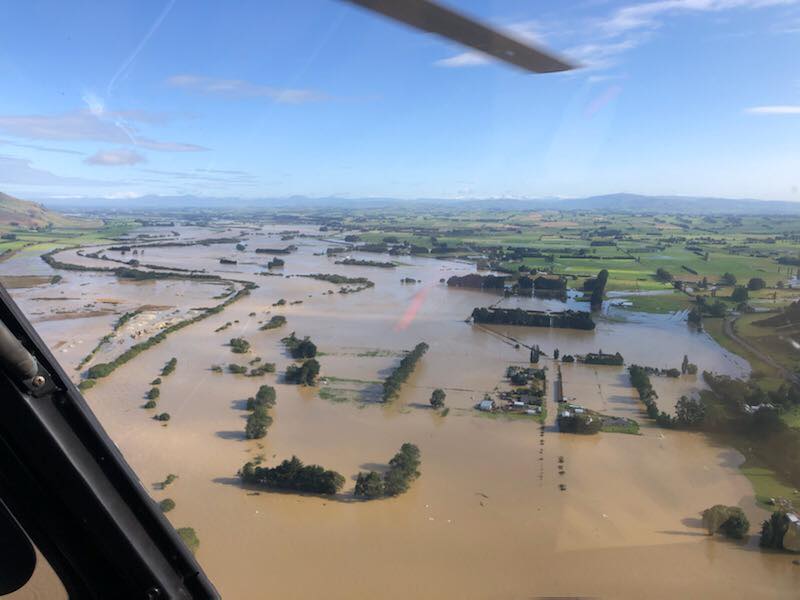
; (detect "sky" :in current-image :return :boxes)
[0,0,799,202]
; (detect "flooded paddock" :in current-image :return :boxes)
[2,225,796,599]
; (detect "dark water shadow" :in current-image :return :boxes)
[215,430,246,440]
[408,402,434,410]
[682,517,704,529]
[657,530,709,537]
[212,476,362,504]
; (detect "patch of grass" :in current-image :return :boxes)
[617,292,692,314]
[601,421,641,435]
[739,462,798,510]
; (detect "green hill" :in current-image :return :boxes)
[0,192,85,228]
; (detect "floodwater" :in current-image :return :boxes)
[1,226,797,599]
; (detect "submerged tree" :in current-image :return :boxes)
[430,388,446,409]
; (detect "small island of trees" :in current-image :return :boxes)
[281,332,317,358]
[245,385,276,439]
[239,456,345,495]
[259,315,286,330]
[285,358,320,385]
[229,337,251,354]
[354,443,422,498]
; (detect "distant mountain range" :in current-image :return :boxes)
[26,192,800,215]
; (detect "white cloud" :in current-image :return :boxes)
[85,148,146,166]
[745,105,800,114]
[166,75,327,104]
[0,138,84,155]
[0,110,206,152]
[434,52,492,67]
[600,0,797,36]
[0,154,109,186]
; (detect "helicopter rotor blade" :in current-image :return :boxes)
[341,0,576,74]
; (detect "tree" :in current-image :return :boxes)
[354,471,384,498]
[430,388,446,409]
[681,355,689,374]
[720,272,737,286]
[177,527,199,554]
[229,338,251,354]
[760,511,790,549]
[702,505,749,539]
[731,286,748,302]
[245,405,272,439]
[590,269,609,309]
[655,268,673,282]
[675,395,705,426]
[285,358,320,385]
[159,498,176,513]
[748,277,766,291]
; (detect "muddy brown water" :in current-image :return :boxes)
[1,226,797,599]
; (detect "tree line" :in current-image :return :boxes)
[382,342,429,402]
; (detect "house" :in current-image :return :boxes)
[478,399,495,411]
[784,513,800,552]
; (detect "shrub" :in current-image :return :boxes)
[285,359,320,386]
[154,413,171,422]
[161,357,177,376]
[430,388,446,409]
[176,527,199,554]
[229,338,251,354]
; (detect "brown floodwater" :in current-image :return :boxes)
[2,225,797,599]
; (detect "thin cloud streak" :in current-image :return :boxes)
[746,105,800,114]
[166,75,327,104]
[0,110,206,152]
[85,148,146,166]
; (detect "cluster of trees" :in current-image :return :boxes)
[281,332,317,359]
[260,315,286,330]
[245,385,276,439]
[748,277,766,291]
[161,357,177,376]
[590,269,608,309]
[702,373,800,484]
[301,273,374,287]
[760,511,797,550]
[240,456,345,495]
[583,351,624,366]
[702,505,750,539]
[354,443,422,498]
[285,359,320,386]
[335,258,395,268]
[471,307,595,331]
[681,355,698,375]
[446,274,506,289]
[382,342,429,402]
[557,411,602,434]
[229,338,250,354]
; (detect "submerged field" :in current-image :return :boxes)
[2,214,800,599]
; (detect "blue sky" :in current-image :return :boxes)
[1,0,799,202]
